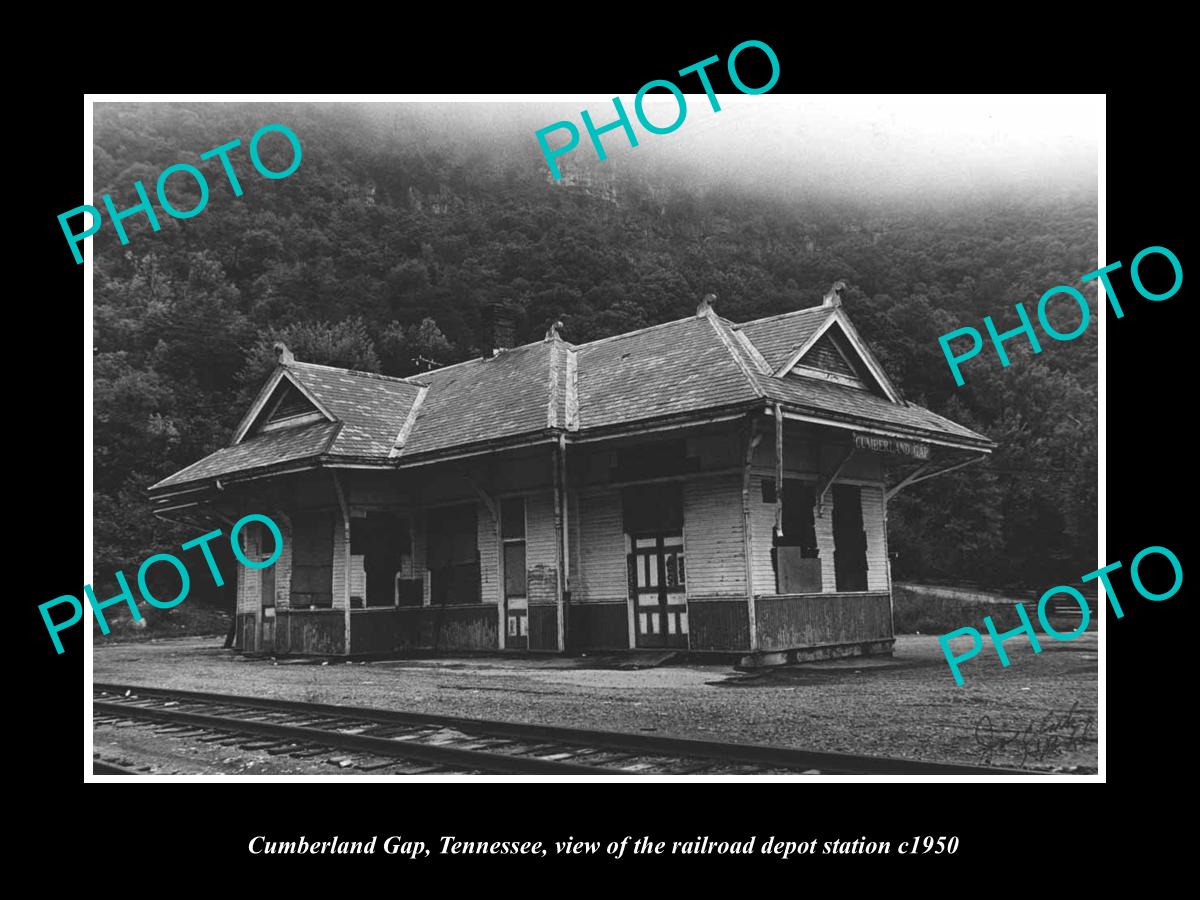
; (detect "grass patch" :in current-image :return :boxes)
[92,600,231,643]
[893,585,1096,635]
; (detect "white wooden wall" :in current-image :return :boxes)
[573,489,627,603]
[413,510,429,604]
[478,499,502,607]
[749,473,777,596]
[749,474,887,595]
[525,490,558,596]
[862,484,889,592]
[682,476,746,598]
[274,522,292,610]
[331,515,348,610]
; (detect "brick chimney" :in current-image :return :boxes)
[696,293,717,317]
[273,341,294,364]
[482,303,518,357]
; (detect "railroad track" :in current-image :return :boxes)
[93,683,1032,776]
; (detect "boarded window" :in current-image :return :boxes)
[261,565,276,609]
[351,513,411,608]
[832,484,869,592]
[504,543,527,597]
[501,497,526,540]
[766,479,821,594]
[428,503,480,604]
[501,497,528,648]
[290,510,334,608]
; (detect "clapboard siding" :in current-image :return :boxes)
[526,491,560,649]
[236,524,260,614]
[413,508,429,604]
[331,512,348,610]
[526,491,557,582]
[815,492,837,593]
[349,555,366,601]
[274,519,293,610]
[749,474,776,595]
[569,491,583,595]
[478,499,501,608]
[861,484,889,592]
[683,475,746,597]
[751,475,886,596]
[575,490,627,603]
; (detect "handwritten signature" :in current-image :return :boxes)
[974,701,1095,766]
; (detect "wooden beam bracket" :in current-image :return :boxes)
[884,453,988,501]
[815,443,856,517]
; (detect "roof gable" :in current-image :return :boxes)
[233,369,336,444]
[287,362,426,458]
[734,307,832,372]
[760,309,903,404]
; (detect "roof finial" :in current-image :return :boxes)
[273,341,295,364]
[544,320,564,342]
[822,281,846,308]
[697,293,717,317]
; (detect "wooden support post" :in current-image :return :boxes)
[774,403,784,537]
[551,443,566,652]
[469,477,503,651]
[559,434,568,614]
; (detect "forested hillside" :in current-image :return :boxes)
[93,102,1097,594]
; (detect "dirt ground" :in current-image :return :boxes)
[92,632,1097,773]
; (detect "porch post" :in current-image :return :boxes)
[774,403,784,537]
[551,441,566,652]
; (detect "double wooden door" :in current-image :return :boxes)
[628,533,688,648]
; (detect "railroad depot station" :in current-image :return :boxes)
[149,285,994,664]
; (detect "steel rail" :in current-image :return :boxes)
[95,683,1034,775]
[93,699,615,775]
[93,759,143,775]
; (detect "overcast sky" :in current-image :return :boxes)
[410,94,1100,203]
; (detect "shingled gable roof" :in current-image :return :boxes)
[150,299,992,494]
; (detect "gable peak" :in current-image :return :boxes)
[821,280,847,309]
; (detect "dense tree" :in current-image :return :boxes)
[92,103,1097,595]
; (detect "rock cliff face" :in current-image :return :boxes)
[545,160,620,203]
[407,184,461,215]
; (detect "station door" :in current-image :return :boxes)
[628,533,688,648]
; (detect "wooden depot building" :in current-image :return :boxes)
[149,284,995,664]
